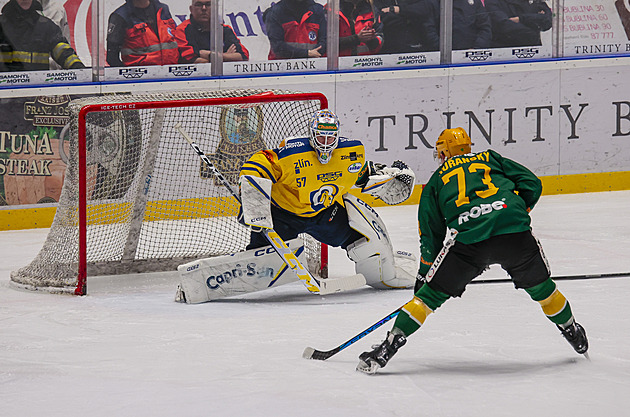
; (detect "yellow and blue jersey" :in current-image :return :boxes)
[239,137,365,216]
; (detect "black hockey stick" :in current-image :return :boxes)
[175,123,366,295]
[303,307,402,360]
[471,271,630,284]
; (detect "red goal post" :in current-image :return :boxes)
[11,89,329,295]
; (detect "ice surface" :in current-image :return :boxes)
[1,191,629,417]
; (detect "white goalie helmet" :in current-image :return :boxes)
[309,109,340,164]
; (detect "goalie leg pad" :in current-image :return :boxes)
[176,238,305,303]
[343,193,416,289]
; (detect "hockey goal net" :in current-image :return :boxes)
[11,89,329,295]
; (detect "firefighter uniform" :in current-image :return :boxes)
[0,0,84,71]
[106,0,178,67]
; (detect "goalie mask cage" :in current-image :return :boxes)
[10,89,329,295]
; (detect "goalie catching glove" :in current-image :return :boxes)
[355,160,415,205]
[238,175,274,232]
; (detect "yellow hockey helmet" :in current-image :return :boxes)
[434,127,472,163]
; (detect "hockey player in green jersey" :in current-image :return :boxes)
[357,127,589,375]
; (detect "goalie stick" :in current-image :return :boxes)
[175,123,366,296]
[303,307,402,360]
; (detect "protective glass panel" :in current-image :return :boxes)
[563,0,630,57]
[451,0,552,64]
[0,0,91,86]
[337,0,440,70]
[221,0,328,76]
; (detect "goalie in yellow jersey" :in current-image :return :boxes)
[237,109,418,291]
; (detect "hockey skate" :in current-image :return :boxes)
[356,331,406,375]
[557,322,589,355]
[174,284,187,303]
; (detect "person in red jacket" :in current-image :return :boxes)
[263,0,327,60]
[106,0,178,67]
[330,0,383,56]
[175,0,248,63]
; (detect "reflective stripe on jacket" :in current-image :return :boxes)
[0,1,84,71]
[121,8,178,66]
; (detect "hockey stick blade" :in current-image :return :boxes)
[303,307,402,360]
[318,273,366,295]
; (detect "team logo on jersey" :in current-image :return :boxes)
[202,107,265,186]
[310,184,339,211]
[347,162,362,173]
[458,200,507,225]
[317,171,342,183]
[308,31,317,41]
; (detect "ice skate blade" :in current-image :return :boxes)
[356,359,381,375]
[174,285,187,303]
[582,351,591,361]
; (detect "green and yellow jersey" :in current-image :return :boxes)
[239,137,365,216]
[418,149,543,276]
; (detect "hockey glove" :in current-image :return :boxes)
[356,160,416,205]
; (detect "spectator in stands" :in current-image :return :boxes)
[175,0,248,63]
[263,0,327,60]
[40,0,69,40]
[424,0,492,51]
[0,0,84,71]
[485,0,552,48]
[40,0,71,69]
[332,0,383,56]
[106,0,178,67]
[377,0,431,54]
[0,20,11,72]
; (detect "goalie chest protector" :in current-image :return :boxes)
[240,137,365,217]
